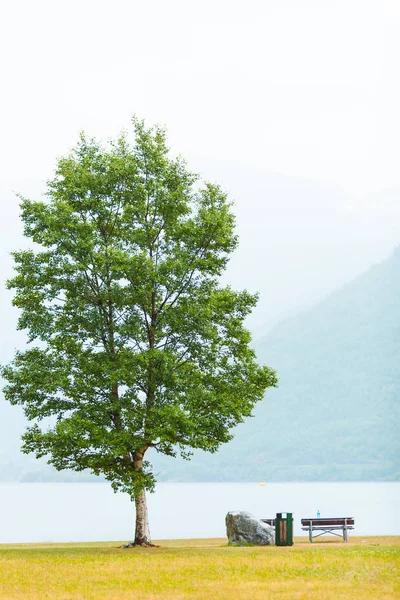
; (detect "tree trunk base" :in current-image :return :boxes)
[123,540,156,548]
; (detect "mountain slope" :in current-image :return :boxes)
[150,246,400,481]
[1,248,399,482]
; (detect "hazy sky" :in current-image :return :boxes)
[1,0,399,194]
[1,0,399,345]
[0,0,400,456]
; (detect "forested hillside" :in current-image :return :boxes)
[1,248,399,482]
[150,246,400,481]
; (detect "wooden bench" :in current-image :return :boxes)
[261,518,275,526]
[301,517,355,542]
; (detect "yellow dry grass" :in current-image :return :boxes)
[0,536,399,600]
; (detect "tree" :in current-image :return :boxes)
[1,118,277,545]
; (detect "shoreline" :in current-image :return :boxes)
[1,535,400,549]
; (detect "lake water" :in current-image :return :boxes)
[0,482,398,543]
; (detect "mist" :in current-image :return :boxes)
[0,0,399,479]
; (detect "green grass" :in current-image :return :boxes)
[0,537,399,599]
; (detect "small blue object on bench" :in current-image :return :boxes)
[301,517,355,543]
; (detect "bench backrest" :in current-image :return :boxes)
[301,517,354,526]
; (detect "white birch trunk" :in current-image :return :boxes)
[132,449,152,546]
[134,488,151,545]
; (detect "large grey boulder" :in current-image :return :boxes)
[226,511,275,546]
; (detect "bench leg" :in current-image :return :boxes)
[343,525,348,543]
[309,528,313,543]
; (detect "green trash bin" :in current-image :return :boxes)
[275,512,293,546]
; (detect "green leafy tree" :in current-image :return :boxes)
[2,119,277,545]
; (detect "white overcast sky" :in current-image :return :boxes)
[1,0,400,341]
[1,0,399,194]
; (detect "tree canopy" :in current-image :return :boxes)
[2,118,277,544]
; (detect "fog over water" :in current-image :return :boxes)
[0,482,399,543]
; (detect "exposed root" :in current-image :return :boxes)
[121,541,158,548]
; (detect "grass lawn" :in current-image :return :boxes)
[0,536,399,599]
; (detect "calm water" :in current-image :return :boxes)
[0,482,398,543]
